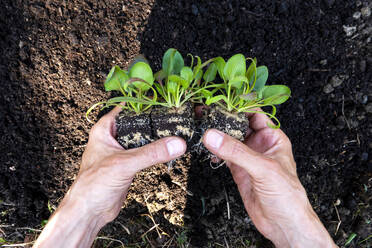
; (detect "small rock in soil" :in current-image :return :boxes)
[361,95,368,105]
[353,11,362,19]
[319,59,328,65]
[343,25,357,36]
[191,4,199,16]
[19,41,24,48]
[68,33,79,46]
[330,74,347,87]
[365,103,372,113]
[323,83,334,94]
[361,6,371,18]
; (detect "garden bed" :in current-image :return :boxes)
[0,0,371,247]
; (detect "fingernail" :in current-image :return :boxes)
[166,138,185,156]
[205,130,223,149]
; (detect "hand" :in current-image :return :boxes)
[202,112,337,247]
[34,106,186,248]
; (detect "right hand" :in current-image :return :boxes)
[202,112,337,247]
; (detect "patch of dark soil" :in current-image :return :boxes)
[1,0,155,239]
[1,0,371,247]
[194,105,249,158]
[151,103,195,148]
[140,0,371,246]
[116,103,194,149]
[203,106,249,141]
[116,111,153,149]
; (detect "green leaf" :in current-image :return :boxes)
[223,54,246,80]
[154,83,166,99]
[228,75,248,89]
[239,92,257,101]
[212,57,226,81]
[205,95,228,105]
[246,58,257,84]
[167,81,178,95]
[203,63,218,83]
[345,233,357,246]
[253,66,268,92]
[192,56,202,79]
[180,66,193,83]
[41,220,48,227]
[154,70,166,82]
[128,54,149,72]
[200,89,213,98]
[168,75,190,89]
[194,70,203,84]
[162,48,184,76]
[262,85,291,105]
[104,66,128,92]
[107,96,155,105]
[128,62,154,91]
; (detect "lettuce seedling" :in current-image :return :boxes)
[86,57,160,121]
[201,54,291,128]
[153,48,222,108]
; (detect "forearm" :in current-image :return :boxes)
[33,193,106,248]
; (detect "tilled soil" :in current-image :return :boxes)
[0,0,371,247]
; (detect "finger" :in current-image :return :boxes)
[245,127,295,174]
[124,137,186,172]
[244,107,260,119]
[98,104,124,128]
[245,127,280,153]
[90,104,124,139]
[247,109,274,131]
[245,124,292,156]
[203,129,271,178]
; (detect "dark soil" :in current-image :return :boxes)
[0,0,371,247]
[116,103,194,149]
[151,103,195,148]
[203,106,249,141]
[116,111,153,149]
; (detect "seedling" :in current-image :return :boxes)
[152,48,220,108]
[86,57,159,121]
[87,49,217,121]
[200,54,291,128]
[87,49,290,150]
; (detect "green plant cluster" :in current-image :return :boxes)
[87,48,291,128]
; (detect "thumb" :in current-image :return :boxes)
[124,137,187,172]
[203,129,272,179]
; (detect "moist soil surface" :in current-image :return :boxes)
[0,0,371,247]
[204,106,249,141]
[116,103,194,149]
[151,103,195,148]
[116,111,153,149]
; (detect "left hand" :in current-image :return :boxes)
[33,106,186,248]
[73,105,187,224]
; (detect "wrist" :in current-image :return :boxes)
[34,191,106,248]
[278,204,336,248]
[60,190,108,229]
